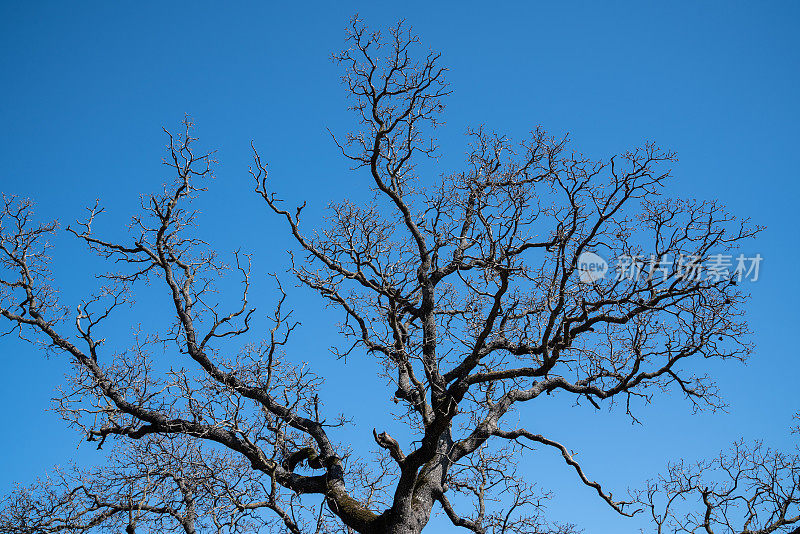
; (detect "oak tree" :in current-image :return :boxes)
[0,17,779,534]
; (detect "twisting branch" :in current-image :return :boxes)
[492,428,635,516]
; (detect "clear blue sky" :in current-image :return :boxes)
[1,2,798,532]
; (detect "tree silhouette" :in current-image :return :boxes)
[0,17,780,534]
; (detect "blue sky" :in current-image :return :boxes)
[1,2,798,532]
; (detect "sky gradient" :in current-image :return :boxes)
[1,2,798,532]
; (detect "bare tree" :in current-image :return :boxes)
[0,437,312,534]
[633,417,800,534]
[0,16,764,534]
